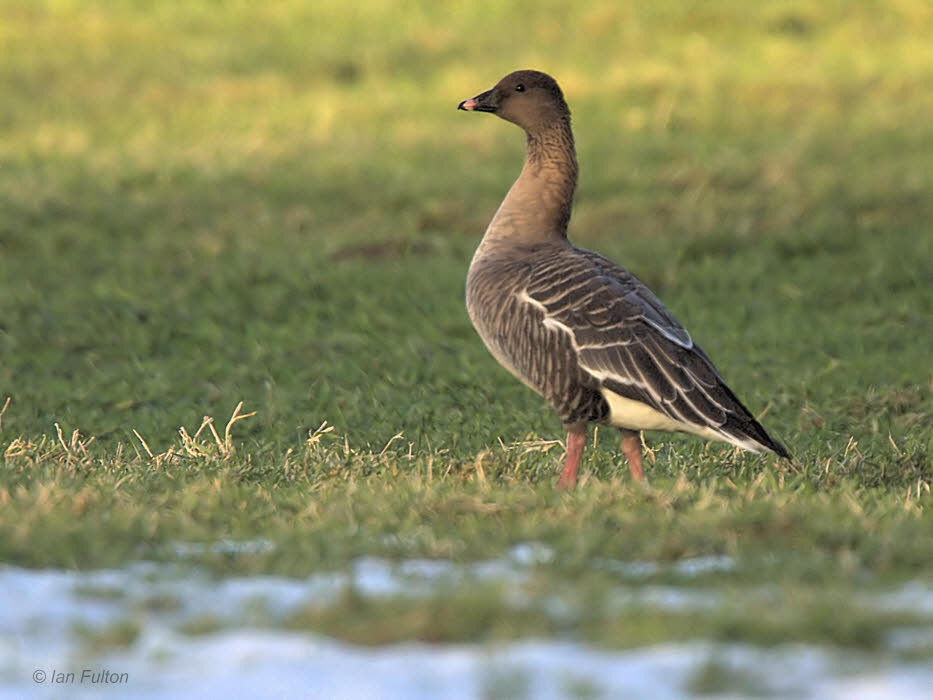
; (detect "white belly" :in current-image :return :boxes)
[602,387,741,446]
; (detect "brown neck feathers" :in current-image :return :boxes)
[483,117,578,244]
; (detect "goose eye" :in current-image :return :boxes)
[515,84,525,92]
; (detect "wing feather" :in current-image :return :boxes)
[522,246,786,455]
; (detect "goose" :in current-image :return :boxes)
[458,70,790,488]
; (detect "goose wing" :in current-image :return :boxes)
[523,249,788,456]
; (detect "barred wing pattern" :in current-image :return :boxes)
[522,247,790,457]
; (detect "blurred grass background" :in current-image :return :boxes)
[1,0,930,464]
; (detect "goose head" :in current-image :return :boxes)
[458,70,570,132]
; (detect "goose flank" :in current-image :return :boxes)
[458,70,790,488]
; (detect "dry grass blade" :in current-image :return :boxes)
[132,430,155,460]
[192,416,213,440]
[307,421,335,450]
[0,397,11,431]
[172,407,256,461]
[888,434,902,457]
[379,431,405,457]
[224,401,257,455]
[510,439,563,455]
[207,419,224,453]
[54,423,72,459]
[4,437,28,460]
[474,450,488,486]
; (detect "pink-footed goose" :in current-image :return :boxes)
[458,70,790,488]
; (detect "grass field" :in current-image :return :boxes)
[1,0,932,695]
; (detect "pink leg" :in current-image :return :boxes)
[558,429,587,489]
[620,429,645,482]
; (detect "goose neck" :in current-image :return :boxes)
[483,119,577,244]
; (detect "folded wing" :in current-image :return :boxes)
[523,249,789,457]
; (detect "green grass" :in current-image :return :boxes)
[1,0,931,651]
